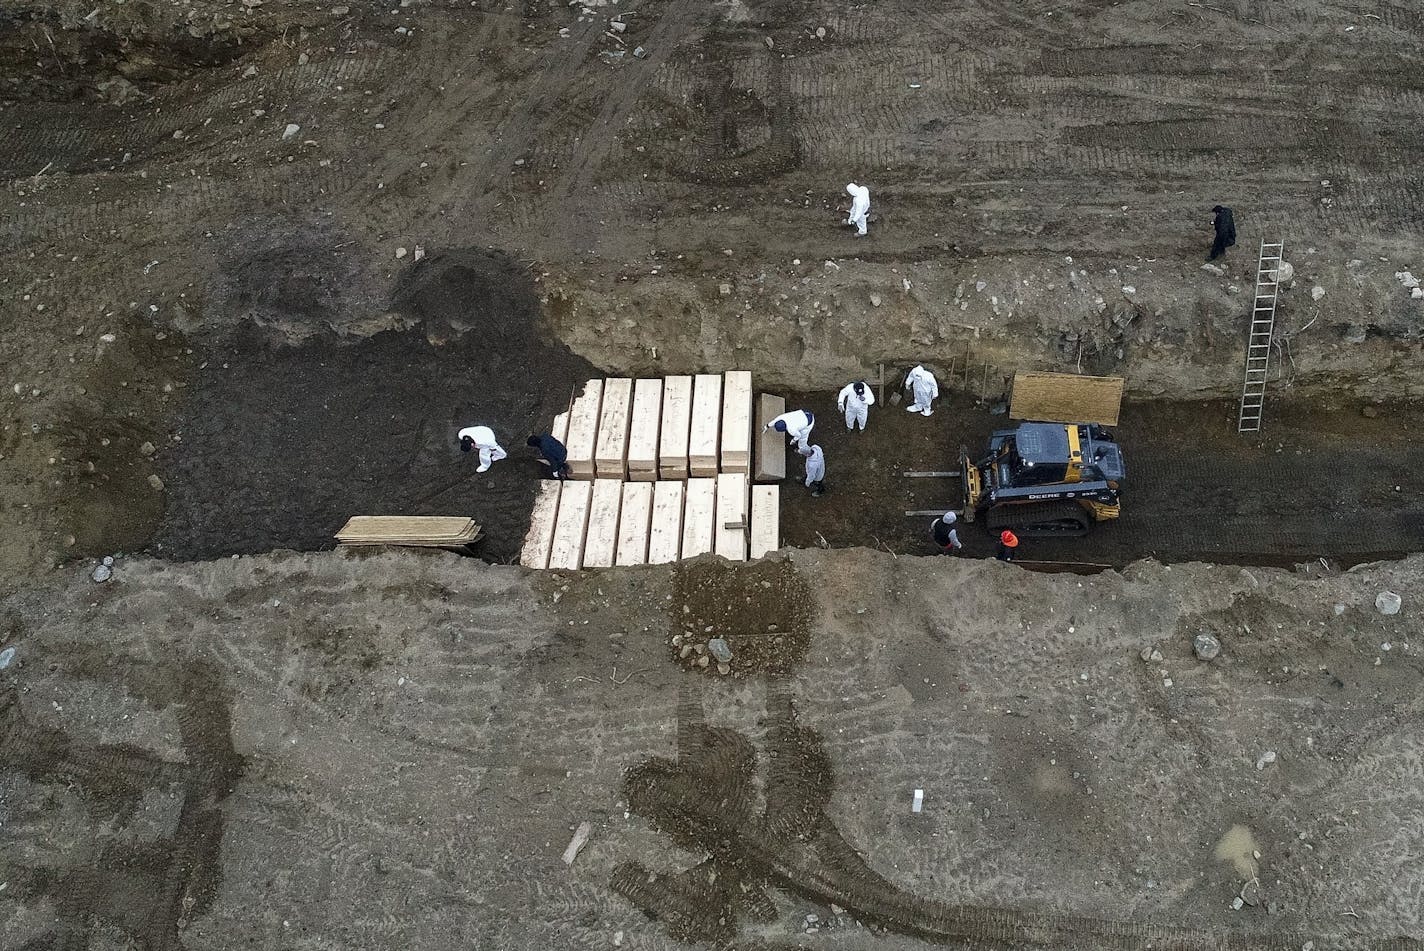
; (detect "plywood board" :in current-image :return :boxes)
[627,378,662,477]
[658,376,693,480]
[565,380,603,479]
[719,370,753,474]
[754,393,787,482]
[648,481,685,565]
[582,479,623,568]
[681,477,717,558]
[548,480,593,570]
[615,482,654,566]
[689,374,723,477]
[1010,371,1125,427]
[595,378,634,479]
[336,516,479,544]
[519,480,562,569]
[714,473,749,561]
[749,485,780,559]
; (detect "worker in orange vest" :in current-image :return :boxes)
[996,530,1019,562]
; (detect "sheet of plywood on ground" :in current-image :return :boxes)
[1009,372,1124,427]
[595,378,634,479]
[336,516,480,545]
[714,472,749,561]
[615,481,653,566]
[582,479,623,568]
[548,480,593,569]
[519,481,562,569]
[626,378,662,481]
[689,374,723,477]
[754,393,787,482]
[681,477,717,558]
[565,379,603,479]
[749,485,780,559]
[648,480,685,565]
[719,371,753,474]
[658,375,693,480]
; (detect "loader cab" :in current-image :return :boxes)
[991,422,1126,489]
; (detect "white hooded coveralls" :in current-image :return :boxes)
[837,381,876,430]
[904,365,939,416]
[801,445,826,487]
[766,409,815,450]
[845,183,870,236]
[458,425,507,472]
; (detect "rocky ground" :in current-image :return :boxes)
[2,549,1423,949]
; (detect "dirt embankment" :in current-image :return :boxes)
[2,548,1422,949]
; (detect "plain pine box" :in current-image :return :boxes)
[581,479,623,568]
[714,472,749,561]
[565,380,604,480]
[681,477,717,557]
[594,378,634,479]
[658,376,693,480]
[754,393,787,482]
[688,374,722,477]
[626,378,662,480]
[647,480,685,564]
[719,371,753,474]
[749,484,780,559]
[548,479,593,569]
[615,482,654,566]
[519,480,562,569]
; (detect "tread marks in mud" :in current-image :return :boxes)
[0,657,242,951]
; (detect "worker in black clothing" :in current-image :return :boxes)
[527,433,571,480]
[1208,205,1236,261]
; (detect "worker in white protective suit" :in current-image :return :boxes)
[903,364,939,416]
[457,424,507,473]
[764,409,815,451]
[799,444,826,497]
[845,182,870,237]
[837,380,876,431]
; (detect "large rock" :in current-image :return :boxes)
[1375,591,1402,615]
[1193,633,1221,661]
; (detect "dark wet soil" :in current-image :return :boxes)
[150,250,596,563]
[775,389,1424,569]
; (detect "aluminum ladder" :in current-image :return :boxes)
[1238,239,1283,433]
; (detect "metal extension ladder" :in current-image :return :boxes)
[1238,239,1284,433]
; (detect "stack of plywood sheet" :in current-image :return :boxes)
[626,379,662,481]
[336,516,482,548]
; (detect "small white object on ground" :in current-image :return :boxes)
[1256,751,1277,770]
[562,821,593,865]
[282,123,300,140]
[1376,591,1402,615]
[91,564,112,583]
[0,647,14,669]
[911,788,923,813]
[1312,285,1325,301]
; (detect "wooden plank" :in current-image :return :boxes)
[754,393,787,482]
[688,374,723,477]
[1009,371,1125,427]
[594,378,634,479]
[615,482,654,566]
[582,479,623,568]
[749,485,780,559]
[519,481,562,569]
[548,480,593,569]
[714,473,749,561]
[337,516,479,544]
[626,378,662,478]
[719,370,753,474]
[658,376,693,480]
[681,478,717,558]
[565,379,603,479]
[647,481,685,564]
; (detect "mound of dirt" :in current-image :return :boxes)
[150,248,596,563]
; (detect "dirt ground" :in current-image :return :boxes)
[3,550,1423,949]
[5,0,1424,946]
[776,389,1424,567]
